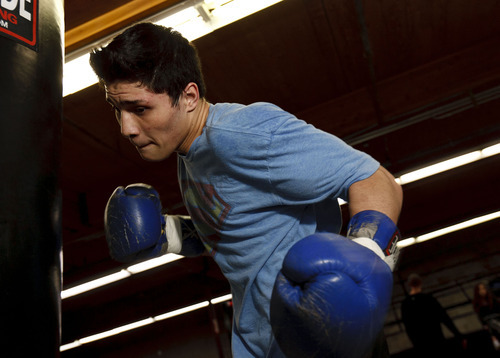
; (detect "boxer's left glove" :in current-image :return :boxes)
[104,183,204,263]
[270,233,393,358]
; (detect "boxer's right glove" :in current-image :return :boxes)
[104,183,205,263]
[270,233,393,358]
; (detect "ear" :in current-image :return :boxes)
[182,82,200,112]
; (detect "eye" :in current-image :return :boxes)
[134,107,146,115]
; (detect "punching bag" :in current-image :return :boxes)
[0,0,63,357]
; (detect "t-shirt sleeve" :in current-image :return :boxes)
[267,113,379,204]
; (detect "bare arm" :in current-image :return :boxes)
[348,166,403,224]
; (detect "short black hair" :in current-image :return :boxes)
[89,22,206,105]
[407,273,422,288]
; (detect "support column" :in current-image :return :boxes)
[0,0,64,357]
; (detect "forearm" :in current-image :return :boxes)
[348,166,403,223]
[346,166,403,271]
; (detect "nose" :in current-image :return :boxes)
[120,112,140,138]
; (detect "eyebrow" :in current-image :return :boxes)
[105,98,145,107]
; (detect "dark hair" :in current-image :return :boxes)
[407,273,422,288]
[472,281,494,313]
[89,22,206,105]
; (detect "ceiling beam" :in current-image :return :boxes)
[65,0,184,55]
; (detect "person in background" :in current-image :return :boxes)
[401,273,466,357]
[473,281,500,350]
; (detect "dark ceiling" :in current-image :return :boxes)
[60,0,500,356]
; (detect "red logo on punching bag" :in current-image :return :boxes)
[0,0,38,51]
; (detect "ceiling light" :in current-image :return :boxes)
[482,142,500,156]
[60,341,81,352]
[61,269,131,299]
[79,318,155,344]
[397,210,500,248]
[396,237,416,248]
[395,142,500,185]
[61,254,182,299]
[396,151,481,185]
[415,211,500,243]
[210,293,233,304]
[60,297,231,351]
[154,301,209,321]
[209,0,282,28]
[156,5,212,41]
[63,0,283,97]
[63,53,93,97]
[127,253,183,274]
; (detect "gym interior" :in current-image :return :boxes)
[1,0,499,357]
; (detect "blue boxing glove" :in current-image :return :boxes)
[270,233,393,358]
[104,183,205,262]
[347,210,401,271]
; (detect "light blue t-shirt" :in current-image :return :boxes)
[177,102,379,357]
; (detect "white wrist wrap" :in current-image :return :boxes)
[165,215,183,254]
[352,237,396,271]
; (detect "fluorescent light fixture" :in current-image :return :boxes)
[127,253,183,274]
[157,6,212,41]
[210,293,233,304]
[415,211,500,243]
[63,0,283,97]
[60,296,232,351]
[155,6,199,29]
[154,301,209,321]
[60,341,81,352]
[209,0,282,29]
[396,151,481,185]
[482,142,500,156]
[395,142,500,185]
[397,210,500,248]
[61,269,131,299]
[62,254,183,299]
[63,53,95,96]
[397,237,416,248]
[79,318,155,344]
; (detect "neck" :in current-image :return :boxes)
[178,99,210,155]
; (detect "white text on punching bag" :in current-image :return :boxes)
[1,0,32,22]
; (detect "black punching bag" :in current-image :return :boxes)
[0,0,63,357]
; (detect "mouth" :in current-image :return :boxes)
[132,140,152,150]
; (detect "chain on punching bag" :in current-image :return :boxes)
[0,0,63,357]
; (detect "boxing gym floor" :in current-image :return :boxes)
[1,0,499,357]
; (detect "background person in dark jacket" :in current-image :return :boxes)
[401,273,466,357]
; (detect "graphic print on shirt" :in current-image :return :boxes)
[181,180,231,255]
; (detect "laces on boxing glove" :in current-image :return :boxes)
[347,210,401,271]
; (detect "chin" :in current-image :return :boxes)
[139,152,171,162]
